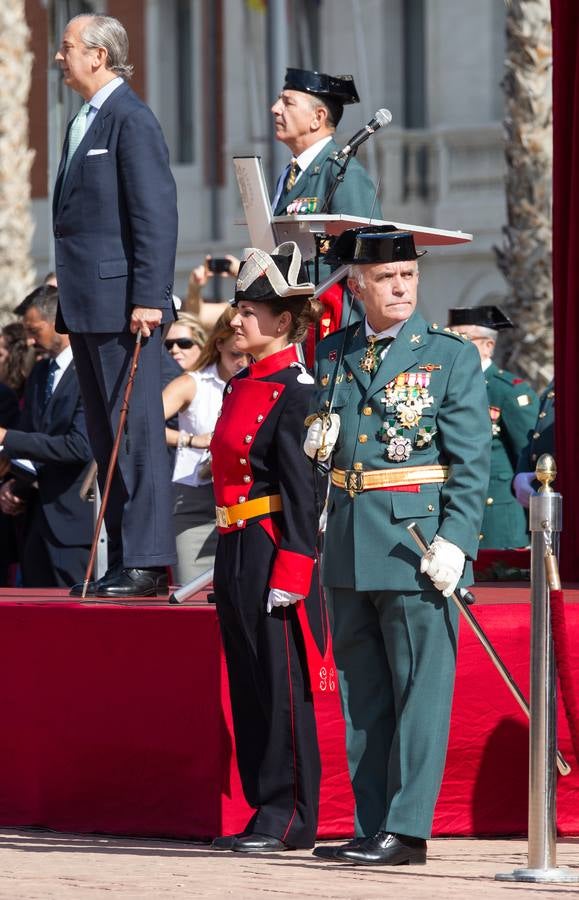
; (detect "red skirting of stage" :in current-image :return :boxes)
[0,585,578,839]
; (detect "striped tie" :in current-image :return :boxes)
[63,102,91,179]
[285,157,299,192]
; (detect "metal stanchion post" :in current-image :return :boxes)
[497,455,579,883]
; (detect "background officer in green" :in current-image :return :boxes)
[304,227,491,866]
[514,380,555,508]
[271,68,381,221]
[448,306,539,549]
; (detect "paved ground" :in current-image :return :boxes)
[0,831,579,899]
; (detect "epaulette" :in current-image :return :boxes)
[495,368,530,389]
[428,323,467,342]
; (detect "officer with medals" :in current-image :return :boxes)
[448,306,539,549]
[304,226,491,865]
[271,68,381,222]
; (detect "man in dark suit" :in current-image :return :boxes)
[53,14,178,597]
[0,286,92,587]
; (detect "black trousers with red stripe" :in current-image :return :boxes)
[213,523,321,848]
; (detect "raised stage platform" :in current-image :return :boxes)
[0,584,577,839]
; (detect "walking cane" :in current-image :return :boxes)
[81,331,143,599]
[407,521,571,776]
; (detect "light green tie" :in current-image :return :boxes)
[63,102,91,179]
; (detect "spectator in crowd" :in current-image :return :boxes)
[0,323,36,398]
[514,380,555,508]
[164,312,207,372]
[182,257,238,330]
[162,308,247,584]
[448,306,539,548]
[0,379,19,587]
[209,243,326,853]
[0,286,92,587]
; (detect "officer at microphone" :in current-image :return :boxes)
[271,68,383,221]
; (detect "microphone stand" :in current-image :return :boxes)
[319,150,357,215]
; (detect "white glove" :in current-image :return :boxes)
[266,588,304,614]
[420,536,465,598]
[303,414,340,462]
[513,471,536,509]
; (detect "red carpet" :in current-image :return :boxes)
[0,584,577,838]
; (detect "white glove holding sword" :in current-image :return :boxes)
[303,413,340,462]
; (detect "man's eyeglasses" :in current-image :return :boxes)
[165,338,197,350]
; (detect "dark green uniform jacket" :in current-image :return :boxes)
[314,311,491,591]
[517,380,555,475]
[480,363,539,549]
[274,137,381,219]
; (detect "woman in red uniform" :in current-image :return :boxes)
[210,243,326,853]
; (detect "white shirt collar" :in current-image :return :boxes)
[294,135,333,174]
[481,357,493,372]
[364,318,407,342]
[89,76,124,111]
[53,344,73,371]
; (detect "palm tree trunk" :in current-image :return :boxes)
[495,0,552,390]
[0,0,35,322]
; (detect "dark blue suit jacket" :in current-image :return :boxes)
[2,359,93,545]
[53,81,178,333]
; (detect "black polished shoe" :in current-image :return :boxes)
[95,567,169,598]
[312,838,366,860]
[69,563,123,597]
[337,831,427,866]
[232,833,293,853]
[211,834,241,851]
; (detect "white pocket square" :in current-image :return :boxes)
[87,148,108,156]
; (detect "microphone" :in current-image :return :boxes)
[336,108,392,160]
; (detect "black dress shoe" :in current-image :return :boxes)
[337,831,427,866]
[95,567,169,598]
[312,838,366,860]
[211,833,240,851]
[232,833,293,853]
[69,563,123,597]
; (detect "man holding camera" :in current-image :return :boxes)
[0,285,92,587]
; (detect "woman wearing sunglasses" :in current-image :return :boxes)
[162,308,247,583]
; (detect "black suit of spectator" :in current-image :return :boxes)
[2,358,92,587]
[0,384,20,584]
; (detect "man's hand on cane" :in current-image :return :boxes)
[130,306,163,337]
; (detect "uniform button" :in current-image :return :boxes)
[547,391,555,399]
[236,519,244,528]
[238,496,246,503]
[353,462,363,471]
[531,454,537,462]
[257,414,264,422]
[486,497,494,506]
[427,504,434,512]
[244,434,252,443]
[226,385,233,394]
[358,434,368,443]
[243,475,251,483]
[239,458,247,465]
[533,432,541,439]
[363,407,372,416]
[272,390,279,399]
[324,400,330,407]
[479,533,484,540]
[432,323,439,329]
